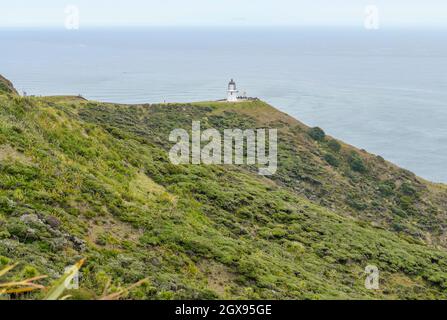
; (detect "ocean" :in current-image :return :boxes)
[1,27,446,182]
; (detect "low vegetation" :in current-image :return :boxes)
[1,75,447,299]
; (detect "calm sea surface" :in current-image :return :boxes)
[1,27,446,182]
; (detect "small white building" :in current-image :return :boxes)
[227,79,238,102]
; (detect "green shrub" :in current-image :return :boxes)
[327,139,341,152]
[0,197,16,215]
[399,196,414,211]
[6,220,29,241]
[308,127,325,141]
[323,153,339,167]
[378,184,394,197]
[22,265,39,278]
[346,198,368,210]
[392,222,406,232]
[400,182,417,196]
[0,230,11,239]
[348,152,367,173]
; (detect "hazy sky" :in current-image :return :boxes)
[1,0,446,28]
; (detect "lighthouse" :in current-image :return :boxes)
[227,79,238,102]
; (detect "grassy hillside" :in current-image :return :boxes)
[0,75,18,95]
[1,76,447,299]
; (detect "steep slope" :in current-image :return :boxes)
[81,99,447,248]
[0,75,18,95]
[1,76,447,299]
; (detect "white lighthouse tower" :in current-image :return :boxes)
[227,79,238,102]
